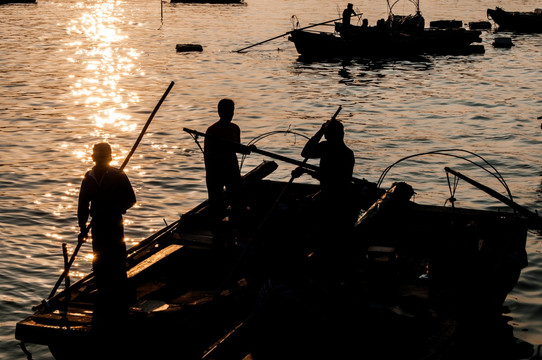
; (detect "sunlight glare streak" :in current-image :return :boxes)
[66,0,140,133]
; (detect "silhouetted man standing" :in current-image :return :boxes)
[342,3,357,27]
[204,99,247,235]
[293,119,355,284]
[78,142,136,328]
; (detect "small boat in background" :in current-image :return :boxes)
[487,7,542,33]
[170,0,244,4]
[288,0,483,58]
[0,0,36,4]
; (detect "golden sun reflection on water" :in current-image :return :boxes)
[51,0,144,260]
[66,0,140,134]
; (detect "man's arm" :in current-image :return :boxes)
[120,173,136,213]
[301,123,326,158]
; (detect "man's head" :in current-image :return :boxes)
[218,98,235,122]
[324,119,344,142]
[92,142,112,165]
[347,3,353,9]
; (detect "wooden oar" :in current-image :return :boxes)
[45,81,175,302]
[235,17,342,53]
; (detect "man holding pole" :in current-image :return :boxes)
[340,3,358,38]
[292,118,356,285]
[78,142,136,328]
[204,99,250,245]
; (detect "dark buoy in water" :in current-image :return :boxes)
[493,37,514,48]
[469,21,491,30]
[176,44,203,52]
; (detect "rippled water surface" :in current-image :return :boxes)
[1,0,542,358]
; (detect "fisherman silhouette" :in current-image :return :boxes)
[293,119,354,213]
[342,3,357,27]
[341,3,358,38]
[292,119,355,284]
[77,142,136,330]
[204,99,249,246]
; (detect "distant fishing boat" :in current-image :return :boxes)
[170,0,244,4]
[288,0,483,58]
[15,132,539,359]
[487,7,542,33]
[0,0,36,4]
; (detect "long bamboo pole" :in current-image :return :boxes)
[235,17,342,53]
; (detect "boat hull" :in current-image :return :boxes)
[15,162,531,359]
[288,27,484,58]
[487,7,542,33]
[170,0,243,3]
[0,0,36,4]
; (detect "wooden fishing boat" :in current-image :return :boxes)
[170,0,244,4]
[0,0,36,4]
[487,7,542,33]
[15,141,539,359]
[288,27,483,58]
[288,1,483,58]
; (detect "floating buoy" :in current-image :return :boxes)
[493,37,514,48]
[429,19,463,29]
[469,21,491,30]
[176,44,203,53]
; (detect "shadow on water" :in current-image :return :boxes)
[295,53,434,67]
[292,55,436,87]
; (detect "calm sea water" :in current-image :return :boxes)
[1,0,542,358]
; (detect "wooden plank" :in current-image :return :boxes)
[171,290,215,306]
[31,311,92,325]
[135,281,167,299]
[175,230,214,246]
[127,244,183,279]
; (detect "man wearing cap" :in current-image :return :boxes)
[78,142,136,327]
[342,3,357,27]
[341,3,358,38]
